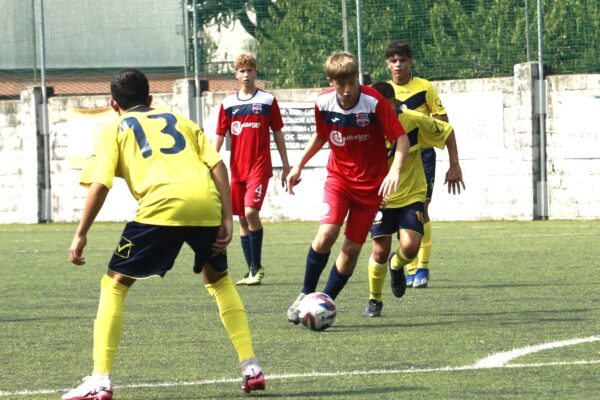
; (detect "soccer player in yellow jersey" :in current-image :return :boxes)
[386,41,449,288]
[364,81,465,317]
[63,69,265,399]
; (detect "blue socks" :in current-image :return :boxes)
[240,235,251,269]
[301,247,330,294]
[323,263,350,300]
[249,228,263,273]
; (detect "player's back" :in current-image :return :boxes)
[95,107,222,226]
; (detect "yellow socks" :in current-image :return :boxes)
[407,221,432,274]
[205,275,255,362]
[418,221,432,269]
[367,256,388,301]
[93,274,129,374]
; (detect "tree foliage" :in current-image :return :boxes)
[198,0,600,87]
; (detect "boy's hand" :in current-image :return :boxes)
[445,164,465,194]
[281,165,292,189]
[286,166,302,195]
[212,218,233,256]
[69,234,87,265]
[378,169,400,198]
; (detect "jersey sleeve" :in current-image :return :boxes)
[269,98,284,132]
[215,104,229,136]
[197,127,223,169]
[79,123,119,189]
[426,83,447,116]
[314,104,326,137]
[406,109,453,149]
[376,98,406,142]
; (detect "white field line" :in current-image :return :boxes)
[473,336,600,368]
[1,336,599,397]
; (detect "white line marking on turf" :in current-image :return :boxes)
[1,336,598,397]
[473,336,600,368]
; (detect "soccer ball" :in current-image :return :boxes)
[297,292,336,331]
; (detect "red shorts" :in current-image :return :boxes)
[231,176,270,216]
[320,176,382,244]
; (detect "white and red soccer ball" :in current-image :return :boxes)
[297,292,337,331]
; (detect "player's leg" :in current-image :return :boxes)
[413,201,432,288]
[323,192,380,301]
[242,176,269,285]
[197,236,265,393]
[389,202,425,296]
[413,148,435,287]
[365,236,392,316]
[322,235,363,300]
[364,208,396,317]
[62,271,134,400]
[407,149,435,287]
[287,180,348,323]
[231,181,253,284]
[64,222,183,400]
[287,223,341,323]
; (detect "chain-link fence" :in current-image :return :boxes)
[1,0,599,97]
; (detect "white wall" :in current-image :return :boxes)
[1,63,599,223]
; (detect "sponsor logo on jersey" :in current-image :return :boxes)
[231,121,261,135]
[330,130,345,146]
[329,130,369,147]
[252,103,263,114]
[356,113,370,127]
[331,117,340,123]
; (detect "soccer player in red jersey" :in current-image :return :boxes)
[285,52,410,324]
[215,53,291,286]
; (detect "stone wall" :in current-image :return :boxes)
[1,63,599,223]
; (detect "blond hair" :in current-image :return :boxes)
[325,52,359,81]
[233,53,257,70]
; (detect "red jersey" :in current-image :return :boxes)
[315,85,405,191]
[216,89,284,182]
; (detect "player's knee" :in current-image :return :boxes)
[202,265,228,285]
[371,247,389,264]
[313,228,339,251]
[399,243,419,261]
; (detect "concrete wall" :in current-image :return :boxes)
[1,63,599,223]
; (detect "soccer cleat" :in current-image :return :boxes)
[363,299,383,317]
[241,364,266,393]
[413,268,430,288]
[405,273,416,287]
[236,272,251,285]
[245,267,265,286]
[388,252,407,298]
[287,293,305,324]
[62,375,113,400]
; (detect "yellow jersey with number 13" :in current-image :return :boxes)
[81,106,223,226]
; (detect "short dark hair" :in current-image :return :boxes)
[371,81,395,100]
[110,68,149,110]
[385,41,413,59]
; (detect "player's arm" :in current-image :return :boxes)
[443,131,465,194]
[210,160,233,255]
[286,133,327,195]
[426,82,449,122]
[272,129,292,188]
[69,183,109,266]
[213,134,226,153]
[433,113,449,123]
[379,134,409,197]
